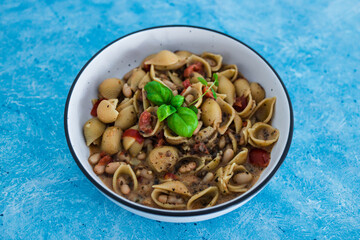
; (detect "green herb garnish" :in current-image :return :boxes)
[144,81,198,137]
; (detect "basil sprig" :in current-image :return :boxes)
[144,81,198,137]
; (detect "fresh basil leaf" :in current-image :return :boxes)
[170,95,184,108]
[197,77,208,86]
[167,107,198,137]
[157,104,176,122]
[213,73,219,86]
[211,88,217,99]
[144,81,173,106]
[189,105,198,114]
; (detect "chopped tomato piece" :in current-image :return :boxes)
[242,121,248,127]
[249,148,270,167]
[139,111,153,134]
[155,130,165,147]
[202,86,214,99]
[184,62,203,77]
[143,63,150,72]
[164,173,178,180]
[90,98,106,117]
[182,79,191,89]
[123,129,144,144]
[100,151,107,158]
[233,96,248,112]
[98,155,112,166]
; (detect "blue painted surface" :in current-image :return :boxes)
[1,0,360,239]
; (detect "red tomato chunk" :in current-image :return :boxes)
[90,98,106,117]
[183,62,203,77]
[122,129,144,144]
[139,111,153,134]
[249,148,270,167]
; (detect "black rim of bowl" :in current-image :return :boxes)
[64,25,294,217]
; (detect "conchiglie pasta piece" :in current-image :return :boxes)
[97,99,119,123]
[138,72,151,89]
[101,126,123,155]
[187,55,212,78]
[201,52,223,71]
[113,164,138,195]
[234,78,250,97]
[250,82,265,104]
[122,126,144,157]
[216,97,235,135]
[233,114,243,134]
[217,75,235,105]
[251,97,276,123]
[218,64,238,81]
[187,186,219,210]
[228,147,248,165]
[248,122,279,147]
[128,68,146,92]
[83,118,106,146]
[201,98,222,128]
[182,82,203,108]
[114,105,137,130]
[144,50,179,66]
[98,78,124,99]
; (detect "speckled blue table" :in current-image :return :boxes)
[1,0,360,239]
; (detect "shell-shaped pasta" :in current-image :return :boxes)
[112,164,138,195]
[164,126,187,145]
[182,82,203,108]
[189,72,205,84]
[144,50,179,66]
[250,82,265,103]
[133,89,143,114]
[218,64,238,81]
[217,75,235,105]
[201,52,223,72]
[187,186,219,210]
[234,78,250,97]
[116,98,133,112]
[141,107,164,137]
[97,99,119,123]
[203,153,221,171]
[228,148,248,165]
[251,97,276,123]
[227,164,252,193]
[175,155,205,174]
[239,119,252,146]
[167,71,183,88]
[201,98,222,128]
[98,78,124,99]
[138,72,151,89]
[148,146,179,173]
[237,92,256,118]
[114,105,137,130]
[187,55,212,78]
[216,97,235,135]
[233,114,243,134]
[122,126,144,157]
[248,122,279,147]
[228,131,238,153]
[149,65,171,89]
[153,181,191,196]
[83,118,106,146]
[215,167,230,194]
[151,181,191,209]
[175,50,193,60]
[128,68,146,91]
[101,126,122,155]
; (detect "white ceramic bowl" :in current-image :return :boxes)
[64,25,293,222]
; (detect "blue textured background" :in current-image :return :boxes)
[1,0,360,239]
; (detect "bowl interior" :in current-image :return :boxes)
[66,26,292,214]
